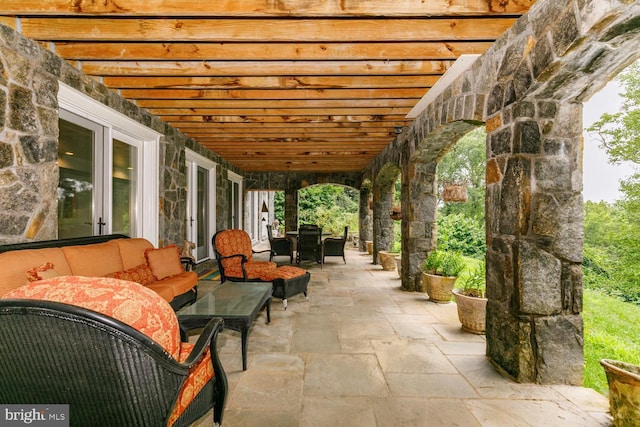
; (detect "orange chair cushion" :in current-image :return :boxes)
[145,245,184,280]
[215,229,277,279]
[260,265,308,281]
[168,343,214,427]
[225,261,277,280]
[106,263,156,286]
[1,276,181,359]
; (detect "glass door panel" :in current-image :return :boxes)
[196,166,209,260]
[112,139,137,236]
[57,117,101,238]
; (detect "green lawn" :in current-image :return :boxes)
[583,288,640,394]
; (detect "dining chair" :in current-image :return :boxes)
[266,224,294,263]
[296,226,323,267]
[323,226,348,265]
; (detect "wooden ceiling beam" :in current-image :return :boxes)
[172,123,408,131]
[52,41,492,61]
[80,60,452,77]
[103,75,439,89]
[183,131,396,138]
[21,18,517,42]
[0,0,534,17]
[159,115,409,123]
[190,139,393,145]
[119,88,426,100]
[153,107,409,116]
[137,98,417,109]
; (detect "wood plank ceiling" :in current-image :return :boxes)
[0,1,536,172]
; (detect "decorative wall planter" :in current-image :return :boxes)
[600,359,640,426]
[378,251,398,271]
[441,184,468,202]
[422,272,457,303]
[452,289,487,334]
[389,206,402,220]
[366,240,373,254]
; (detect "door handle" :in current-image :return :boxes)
[98,217,106,235]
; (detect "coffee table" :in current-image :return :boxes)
[178,281,272,371]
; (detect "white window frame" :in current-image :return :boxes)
[58,82,161,246]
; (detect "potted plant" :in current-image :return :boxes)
[600,359,640,426]
[421,249,465,303]
[453,261,487,334]
[378,250,398,271]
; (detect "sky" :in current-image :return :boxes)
[582,79,636,203]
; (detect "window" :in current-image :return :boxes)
[57,83,160,245]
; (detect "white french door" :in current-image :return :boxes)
[186,150,217,262]
[58,111,142,239]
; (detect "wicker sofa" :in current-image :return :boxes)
[0,234,198,310]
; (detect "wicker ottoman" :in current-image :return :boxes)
[262,266,310,309]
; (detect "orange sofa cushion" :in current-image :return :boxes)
[114,238,154,270]
[62,241,124,277]
[145,245,184,280]
[2,276,182,359]
[106,263,156,286]
[0,248,72,297]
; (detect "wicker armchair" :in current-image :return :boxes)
[213,229,277,282]
[0,276,227,427]
[323,226,348,265]
[266,224,293,263]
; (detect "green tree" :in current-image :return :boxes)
[585,60,640,304]
[298,184,359,235]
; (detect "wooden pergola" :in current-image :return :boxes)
[0,0,535,172]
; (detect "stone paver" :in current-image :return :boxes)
[192,246,612,426]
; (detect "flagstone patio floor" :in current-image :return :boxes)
[191,244,612,427]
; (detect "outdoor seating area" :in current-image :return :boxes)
[188,244,611,426]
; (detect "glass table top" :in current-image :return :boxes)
[179,282,272,317]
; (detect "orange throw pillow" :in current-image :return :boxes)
[145,245,184,280]
[106,264,156,285]
[26,262,59,283]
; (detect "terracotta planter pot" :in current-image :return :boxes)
[442,184,468,202]
[422,272,457,303]
[453,289,487,334]
[600,359,640,427]
[365,240,373,254]
[395,256,402,278]
[378,251,397,271]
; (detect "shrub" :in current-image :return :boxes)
[423,250,465,277]
[437,213,485,258]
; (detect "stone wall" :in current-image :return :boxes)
[363,0,640,384]
[0,23,243,245]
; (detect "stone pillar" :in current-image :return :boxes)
[402,160,438,292]
[485,101,584,385]
[372,181,395,264]
[358,184,372,252]
[284,186,298,232]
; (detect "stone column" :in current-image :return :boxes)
[402,160,438,292]
[372,182,395,264]
[358,184,372,252]
[284,186,298,232]
[485,101,584,385]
